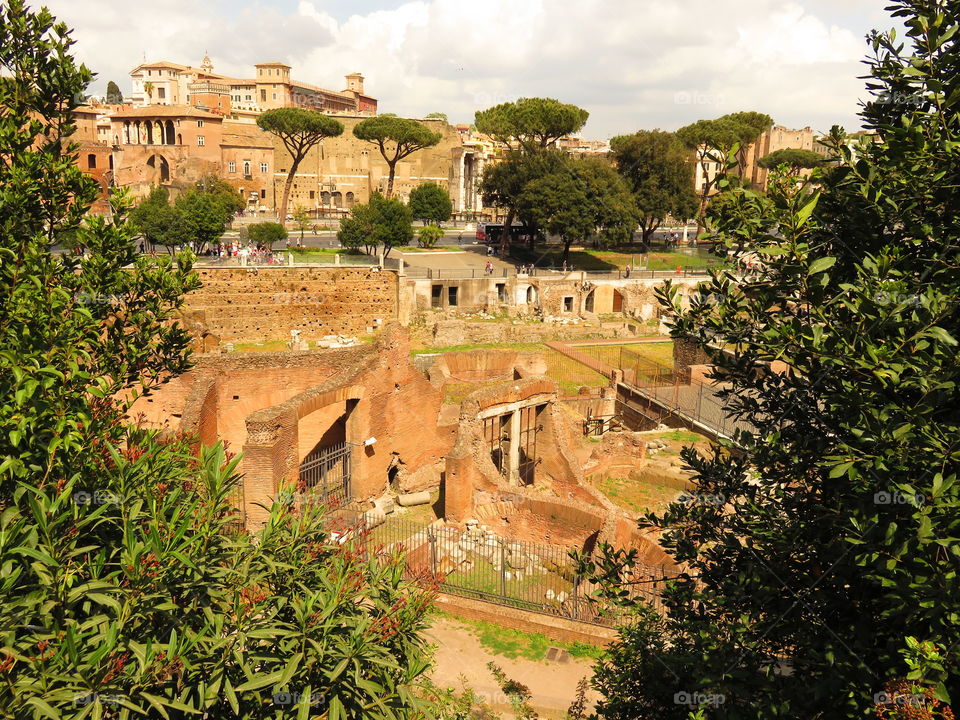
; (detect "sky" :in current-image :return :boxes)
[38,0,900,140]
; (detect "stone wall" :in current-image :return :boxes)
[183,266,398,345]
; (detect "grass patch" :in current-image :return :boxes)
[508,246,722,272]
[597,475,678,515]
[397,246,462,253]
[443,380,507,405]
[433,613,606,662]
[578,341,675,369]
[230,340,289,353]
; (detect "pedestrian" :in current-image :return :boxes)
[458,232,463,244]
[485,260,493,275]
[138,241,144,254]
[625,266,631,278]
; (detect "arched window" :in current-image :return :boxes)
[345,191,355,207]
[332,192,342,208]
[584,290,595,313]
[526,286,538,305]
[243,160,251,176]
[321,191,331,207]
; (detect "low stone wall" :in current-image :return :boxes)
[418,319,630,348]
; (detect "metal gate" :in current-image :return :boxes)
[298,441,352,506]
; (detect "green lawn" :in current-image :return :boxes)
[597,475,678,515]
[396,246,462,253]
[578,341,675,369]
[508,246,722,272]
[432,612,606,662]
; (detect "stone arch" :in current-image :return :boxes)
[584,289,595,313]
[145,122,154,145]
[525,285,538,305]
[332,191,343,208]
[146,154,170,183]
[165,120,175,145]
[321,191,331,207]
[345,191,355,207]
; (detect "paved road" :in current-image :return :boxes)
[221,230,477,250]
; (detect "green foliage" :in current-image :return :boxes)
[292,203,311,240]
[257,107,344,222]
[338,192,413,256]
[130,176,239,253]
[353,116,443,197]
[589,3,960,717]
[0,5,436,718]
[518,157,637,262]
[417,224,444,248]
[409,181,453,225]
[677,111,773,230]
[610,130,697,242]
[757,147,824,171]
[424,112,449,122]
[475,98,589,256]
[247,221,287,249]
[105,79,122,104]
[474,97,589,151]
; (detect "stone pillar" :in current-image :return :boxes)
[507,410,521,485]
[335,254,340,266]
[444,443,477,522]
[242,409,299,530]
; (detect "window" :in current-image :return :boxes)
[260,189,266,199]
[272,93,277,100]
[309,190,315,200]
[496,283,507,302]
[243,161,251,176]
[448,287,459,307]
[260,89,267,102]
[157,87,165,99]
[197,135,205,146]
[431,285,442,308]
[260,162,268,173]
[197,119,204,127]
[87,153,96,170]
[563,296,573,312]
[245,94,252,101]
[228,161,236,173]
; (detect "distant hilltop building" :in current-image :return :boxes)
[129,56,376,121]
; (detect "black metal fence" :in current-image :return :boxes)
[299,442,352,507]
[341,514,674,626]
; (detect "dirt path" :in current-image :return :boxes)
[424,617,600,719]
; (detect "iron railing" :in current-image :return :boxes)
[342,514,674,626]
[299,442,352,506]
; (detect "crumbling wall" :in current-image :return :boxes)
[184,266,398,344]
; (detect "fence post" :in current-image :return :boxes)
[429,527,437,576]
[572,570,580,621]
[499,539,507,600]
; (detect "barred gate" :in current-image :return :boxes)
[299,441,352,505]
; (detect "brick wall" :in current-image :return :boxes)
[184,267,398,344]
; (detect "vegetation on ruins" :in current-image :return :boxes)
[353,115,443,198]
[517,157,638,264]
[587,2,960,717]
[475,97,590,257]
[247,220,288,249]
[257,107,345,224]
[676,110,772,234]
[756,147,825,172]
[609,130,698,246]
[409,181,453,225]
[0,3,436,718]
[338,191,414,257]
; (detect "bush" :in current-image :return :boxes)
[247,221,287,249]
[417,224,444,248]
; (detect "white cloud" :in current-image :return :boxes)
[40,0,888,138]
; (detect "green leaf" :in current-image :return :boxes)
[808,257,836,276]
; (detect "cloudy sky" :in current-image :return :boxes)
[39,0,898,140]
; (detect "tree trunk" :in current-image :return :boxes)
[386,163,396,198]
[562,238,572,266]
[499,205,515,259]
[277,156,304,229]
